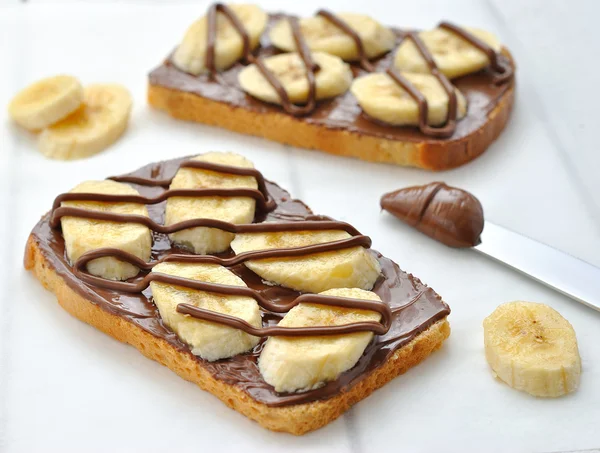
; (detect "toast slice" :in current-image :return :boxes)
[24,155,450,434]
[148,12,515,171]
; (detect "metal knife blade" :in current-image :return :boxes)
[475,222,600,312]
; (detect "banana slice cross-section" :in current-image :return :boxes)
[61,180,152,281]
[172,4,267,75]
[238,52,353,105]
[269,13,395,62]
[483,301,581,397]
[351,72,467,126]
[394,26,502,79]
[165,152,258,255]
[150,262,261,361]
[230,229,381,293]
[8,75,83,131]
[259,288,382,393]
[38,84,132,160]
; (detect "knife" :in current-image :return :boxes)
[475,222,600,312]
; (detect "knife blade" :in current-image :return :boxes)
[475,222,600,312]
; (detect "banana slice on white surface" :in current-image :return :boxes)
[351,72,467,126]
[394,26,501,79]
[238,51,352,105]
[150,262,261,361]
[8,75,83,131]
[164,152,257,255]
[38,84,132,160]
[259,288,382,393]
[61,180,152,281]
[173,4,267,75]
[269,13,395,61]
[483,301,581,397]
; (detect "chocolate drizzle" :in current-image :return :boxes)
[30,156,450,406]
[381,181,484,248]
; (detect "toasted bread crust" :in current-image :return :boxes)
[147,77,514,171]
[25,234,450,435]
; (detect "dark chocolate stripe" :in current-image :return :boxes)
[50,210,362,236]
[52,188,274,213]
[73,235,371,272]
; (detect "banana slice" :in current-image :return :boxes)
[259,288,381,393]
[150,262,261,361]
[394,26,502,79]
[172,4,267,75]
[61,180,152,281]
[269,13,395,61]
[165,152,257,255]
[230,230,381,293]
[8,75,83,131]
[238,51,352,105]
[351,72,467,126]
[483,301,581,397]
[38,84,132,160]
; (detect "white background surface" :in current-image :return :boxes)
[1,1,599,452]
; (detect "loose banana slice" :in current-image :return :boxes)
[483,301,581,397]
[394,26,502,79]
[8,75,83,131]
[172,4,267,75]
[259,288,382,393]
[351,72,467,126]
[61,180,152,281]
[38,84,132,160]
[150,262,261,361]
[165,152,257,255]
[238,52,352,105]
[269,13,395,61]
[230,230,381,293]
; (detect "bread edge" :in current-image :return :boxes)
[24,234,450,435]
[147,70,514,171]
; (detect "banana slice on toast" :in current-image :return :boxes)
[269,13,395,61]
[61,180,152,281]
[259,288,382,393]
[173,4,267,75]
[150,262,261,361]
[230,229,381,293]
[351,72,467,126]
[394,26,502,79]
[165,152,257,255]
[238,52,353,105]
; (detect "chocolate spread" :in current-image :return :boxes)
[149,14,515,143]
[381,182,484,248]
[29,156,450,406]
